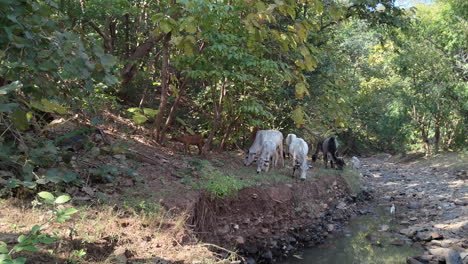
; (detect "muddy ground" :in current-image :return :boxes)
[360,153,467,264]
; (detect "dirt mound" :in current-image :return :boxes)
[192,174,362,262]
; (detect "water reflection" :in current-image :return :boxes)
[280,206,423,264]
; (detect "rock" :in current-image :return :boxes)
[233,224,239,230]
[380,225,389,232]
[430,232,443,240]
[217,225,230,234]
[415,231,432,242]
[407,257,424,264]
[446,250,463,264]
[336,201,347,210]
[327,224,335,232]
[246,257,256,264]
[429,247,451,258]
[113,154,126,160]
[410,217,418,221]
[244,245,258,254]
[261,228,269,234]
[408,202,421,209]
[235,236,245,245]
[400,228,417,237]
[391,239,405,246]
[262,250,273,260]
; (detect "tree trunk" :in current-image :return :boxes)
[124,14,130,58]
[434,118,440,154]
[159,78,189,142]
[219,115,240,150]
[153,33,171,141]
[121,34,164,86]
[202,80,227,154]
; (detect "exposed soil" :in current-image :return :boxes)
[192,173,371,263]
[360,153,468,264]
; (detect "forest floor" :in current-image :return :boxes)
[0,117,361,264]
[0,115,466,264]
[360,152,468,263]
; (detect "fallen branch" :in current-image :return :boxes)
[127,149,169,165]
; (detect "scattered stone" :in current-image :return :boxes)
[430,232,443,240]
[415,231,432,242]
[235,236,245,245]
[261,228,269,234]
[292,254,303,260]
[400,228,417,237]
[408,201,421,209]
[217,225,230,234]
[429,247,451,258]
[327,224,335,232]
[261,250,273,260]
[407,257,424,264]
[446,249,463,264]
[336,202,347,210]
[410,217,418,221]
[246,257,256,264]
[233,224,239,230]
[390,239,405,246]
[380,225,389,232]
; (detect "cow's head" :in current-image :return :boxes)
[256,157,271,173]
[244,150,256,166]
[335,151,346,170]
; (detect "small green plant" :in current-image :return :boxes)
[197,169,247,199]
[69,249,87,264]
[0,192,78,264]
[127,107,158,124]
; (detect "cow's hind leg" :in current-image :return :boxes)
[323,155,328,168]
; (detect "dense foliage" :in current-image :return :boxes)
[0,0,466,194]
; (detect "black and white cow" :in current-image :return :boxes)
[311,136,345,170]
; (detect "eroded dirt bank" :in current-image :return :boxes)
[192,173,371,263]
[361,154,467,264]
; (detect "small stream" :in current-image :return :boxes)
[280,206,423,264]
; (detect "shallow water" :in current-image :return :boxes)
[280,206,423,264]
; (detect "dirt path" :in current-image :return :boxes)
[361,154,467,264]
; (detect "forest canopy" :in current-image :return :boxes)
[1,0,466,160]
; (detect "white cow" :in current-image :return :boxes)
[289,137,309,180]
[285,134,296,158]
[244,130,284,168]
[256,140,279,173]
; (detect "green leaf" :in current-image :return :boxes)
[132,113,148,124]
[295,82,309,99]
[12,257,27,264]
[31,225,41,234]
[291,107,305,128]
[0,81,22,95]
[127,107,141,113]
[16,235,26,243]
[54,195,71,204]
[11,109,29,131]
[40,99,68,114]
[0,242,8,254]
[63,208,78,215]
[99,54,116,69]
[143,108,158,118]
[38,191,55,201]
[0,103,19,112]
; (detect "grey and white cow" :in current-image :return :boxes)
[256,140,279,173]
[244,130,284,168]
[289,137,309,180]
